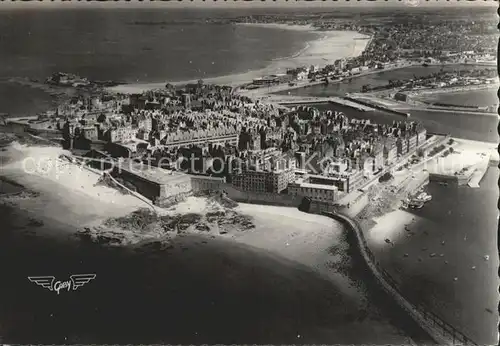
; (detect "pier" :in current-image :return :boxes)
[344,96,411,117]
[273,96,377,112]
[467,155,490,188]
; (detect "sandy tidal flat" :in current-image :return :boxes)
[0,142,146,227]
[0,142,415,344]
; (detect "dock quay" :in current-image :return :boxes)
[428,172,472,186]
[467,155,490,188]
[275,96,377,112]
[344,96,411,117]
[328,97,376,111]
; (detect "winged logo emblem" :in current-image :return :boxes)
[28,274,96,294]
[70,274,97,290]
[28,276,55,291]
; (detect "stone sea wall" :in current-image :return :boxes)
[325,211,478,346]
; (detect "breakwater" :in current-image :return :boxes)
[328,97,375,112]
[344,96,410,117]
[323,211,478,346]
[428,173,472,186]
[278,96,375,112]
[411,83,498,97]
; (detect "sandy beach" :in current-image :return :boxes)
[0,142,148,232]
[108,24,370,94]
[0,141,415,344]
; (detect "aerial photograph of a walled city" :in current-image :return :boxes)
[0,1,498,345]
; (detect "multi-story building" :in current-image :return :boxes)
[108,126,137,143]
[137,115,152,132]
[384,137,398,164]
[416,127,427,146]
[288,177,339,203]
[110,159,192,206]
[231,165,295,194]
[307,169,364,194]
[81,126,98,141]
[230,150,295,193]
[163,127,239,149]
[396,136,409,156]
[407,133,418,153]
[136,129,151,141]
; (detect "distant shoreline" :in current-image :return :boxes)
[107,23,371,94]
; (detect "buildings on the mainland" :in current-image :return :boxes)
[29,81,428,207]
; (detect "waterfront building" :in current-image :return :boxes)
[230,149,295,193]
[288,177,339,203]
[416,126,427,146]
[231,168,294,193]
[407,133,418,153]
[396,136,409,156]
[110,159,192,206]
[307,169,364,194]
[383,137,398,164]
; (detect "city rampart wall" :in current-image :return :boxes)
[191,175,226,192]
[220,183,302,207]
[111,167,162,202]
[335,193,369,218]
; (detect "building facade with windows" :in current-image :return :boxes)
[288,180,339,203]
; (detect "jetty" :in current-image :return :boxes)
[467,154,490,188]
[271,96,378,112]
[344,96,411,117]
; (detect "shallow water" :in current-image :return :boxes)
[371,168,499,345]
[0,200,420,344]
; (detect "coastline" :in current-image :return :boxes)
[108,24,371,94]
[1,133,497,343]
[0,140,413,344]
[356,140,499,345]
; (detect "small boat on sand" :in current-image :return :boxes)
[413,192,432,203]
[409,201,424,209]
